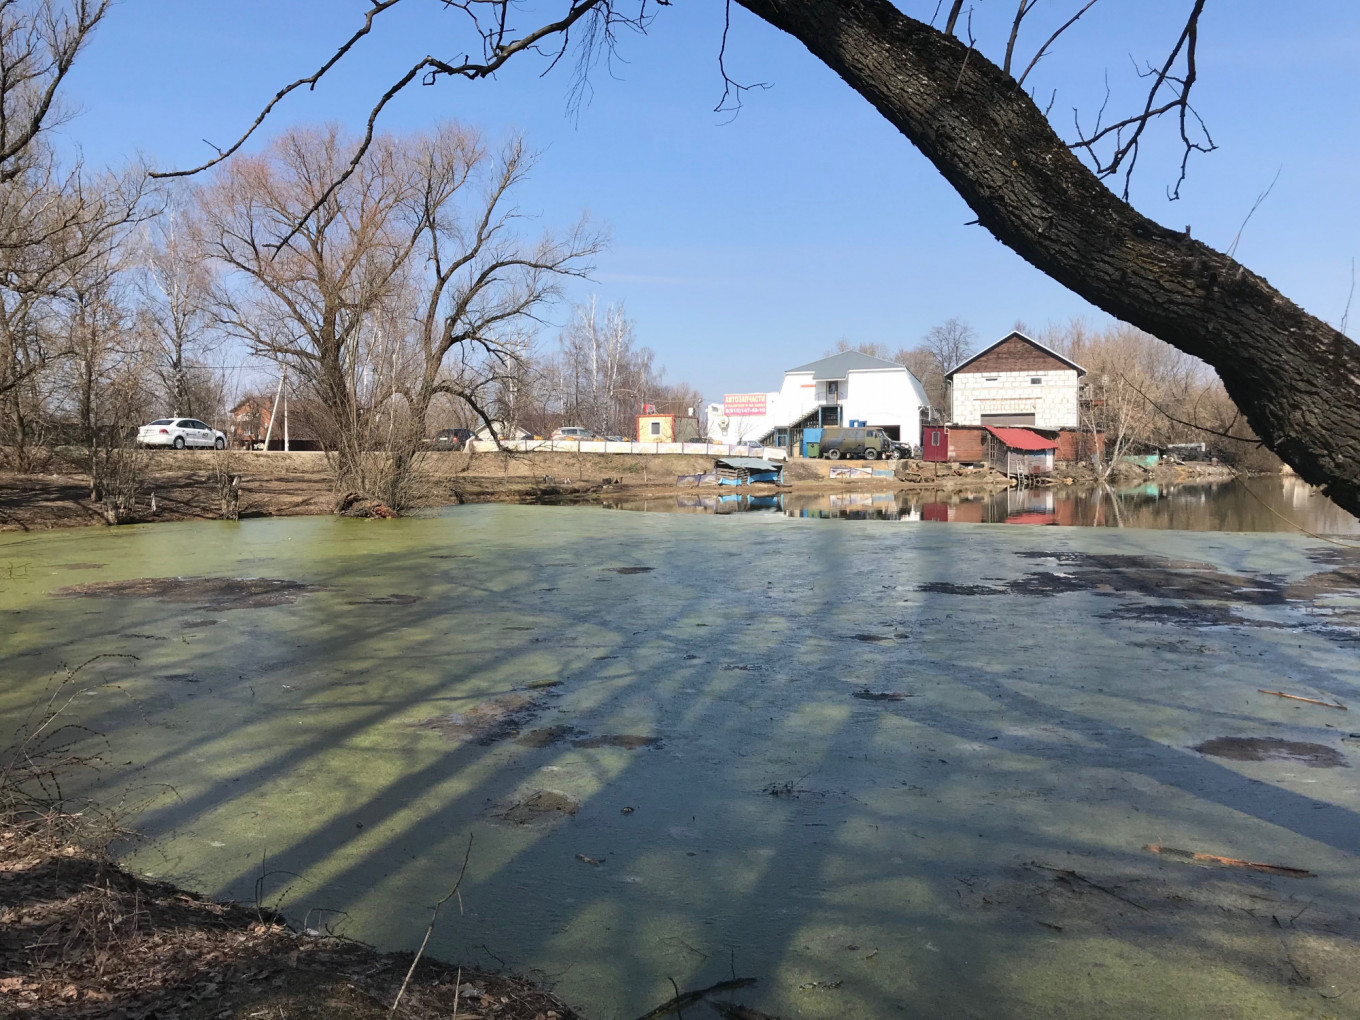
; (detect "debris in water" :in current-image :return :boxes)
[572,734,662,750]
[608,566,654,574]
[421,693,539,744]
[1143,844,1316,878]
[1193,736,1348,768]
[851,633,890,642]
[53,576,317,609]
[713,1004,778,1020]
[1258,689,1347,710]
[496,790,579,824]
[181,619,218,628]
[576,853,604,867]
[516,725,584,748]
[633,977,757,1020]
[345,592,423,605]
[917,582,1005,596]
[853,689,911,702]
[1027,862,1148,912]
[620,806,636,815]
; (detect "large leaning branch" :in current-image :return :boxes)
[735,0,1360,515]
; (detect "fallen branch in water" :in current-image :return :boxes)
[1144,844,1315,878]
[713,1003,780,1020]
[629,977,758,1020]
[1029,862,1148,911]
[389,833,474,1016]
[1258,689,1347,711]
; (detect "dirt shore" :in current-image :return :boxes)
[0,815,582,1019]
[0,449,1237,531]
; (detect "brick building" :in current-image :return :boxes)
[946,331,1085,428]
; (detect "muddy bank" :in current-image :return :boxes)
[0,816,581,1019]
[0,448,1280,532]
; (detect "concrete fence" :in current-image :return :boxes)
[463,439,786,460]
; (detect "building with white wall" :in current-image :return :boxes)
[707,351,930,451]
[946,332,1085,428]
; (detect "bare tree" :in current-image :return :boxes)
[393,127,600,498]
[0,1,149,469]
[198,126,419,492]
[920,318,978,377]
[892,317,976,412]
[157,1,1360,514]
[137,193,220,419]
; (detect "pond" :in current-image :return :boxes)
[2,504,1359,1019]
[611,475,1360,534]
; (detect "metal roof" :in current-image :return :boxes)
[787,350,903,379]
[716,457,782,472]
[985,426,1059,451]
[946,331,1087,378]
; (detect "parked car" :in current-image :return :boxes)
[137,418,226,450]
[432,427,474,451]
[818,426,895,461]
[604,435,629,443]
[550,426,596,441]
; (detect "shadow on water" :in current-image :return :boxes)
[1,503,1359,1018]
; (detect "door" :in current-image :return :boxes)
[980,413,1037,427]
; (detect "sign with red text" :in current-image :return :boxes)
[723,393,767,416]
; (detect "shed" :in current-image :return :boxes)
[984,426,1058,477]
[922,424,987,464]
[638,414,700,443]
[714,456,785,486]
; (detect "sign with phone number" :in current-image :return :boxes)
[723,393,767,416]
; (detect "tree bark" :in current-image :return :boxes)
[737,0,1360,516]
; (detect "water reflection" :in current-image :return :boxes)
[611,477,1360,534]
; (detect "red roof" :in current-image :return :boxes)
[985,426,1059,451]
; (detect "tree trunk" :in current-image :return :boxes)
[738,0,1360,516]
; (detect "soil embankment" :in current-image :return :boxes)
[0,816,579,1019]
[0,449,1238,531]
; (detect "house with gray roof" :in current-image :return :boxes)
[706,350,930,452]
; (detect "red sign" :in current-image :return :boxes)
[723,393,767,416]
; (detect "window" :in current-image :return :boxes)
[1030,377,1042,385]
[985,376,999,382]
[650,421,661,436]
[931,432,941,446]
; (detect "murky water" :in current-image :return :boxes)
[612,476,1360,535]
[2,506,1360,1018]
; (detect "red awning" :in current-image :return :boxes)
[984,427,1059,451]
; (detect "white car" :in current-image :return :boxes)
[138,418,227,450]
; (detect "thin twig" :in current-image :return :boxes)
[1018,0,1102,86]
[1258,689,1346,711]
[389,834,474,1016]
[1226,166,1282,259]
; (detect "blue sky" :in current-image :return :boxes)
[59,0,1360,403]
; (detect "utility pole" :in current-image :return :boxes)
[283,368,290,452]
[262,373,284,451]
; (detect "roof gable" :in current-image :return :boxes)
[788,350,904,379]
[947,331,1086,378]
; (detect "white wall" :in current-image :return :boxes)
[706,371,818,444]
[842,368,926,447]
[707,367,928,446]
[951,369,1079,428]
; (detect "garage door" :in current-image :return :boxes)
[981,413,1037,427]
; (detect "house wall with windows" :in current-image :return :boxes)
[947,332,1084,429]
[707,351,929,451]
